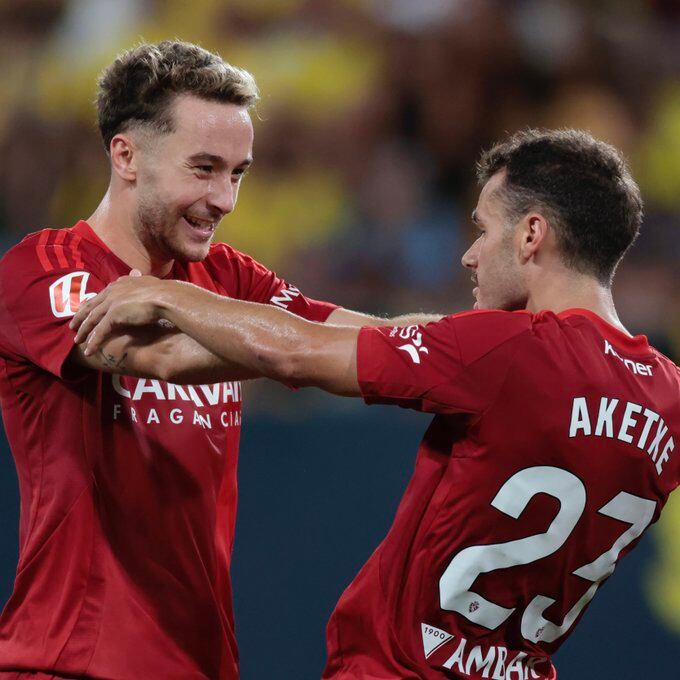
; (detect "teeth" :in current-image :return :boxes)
[186,216,214,230]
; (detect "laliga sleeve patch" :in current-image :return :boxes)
[49,271,97,318]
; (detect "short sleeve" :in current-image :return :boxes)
[357,310,533,415]
[205,243,338,322]
[0,232,106,379]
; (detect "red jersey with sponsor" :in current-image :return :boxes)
[324,309,680,680]
[0,221,336,680]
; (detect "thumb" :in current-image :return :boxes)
[129,268,143,278]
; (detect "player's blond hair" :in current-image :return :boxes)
[96,40,259,152]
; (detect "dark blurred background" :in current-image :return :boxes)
[0,0,678,677]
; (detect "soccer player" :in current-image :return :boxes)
[73,129,679,679]
[0,41,438,680]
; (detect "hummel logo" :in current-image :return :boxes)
[396,325,429,365]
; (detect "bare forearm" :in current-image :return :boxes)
[157,281,360,394]
[153,331,258,384]
[71,326,257,384]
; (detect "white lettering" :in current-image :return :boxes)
[193,411,212,429]
[505,652,528,680]
[112,375,131,399]
[528,657,548,679]
[618,402,642,444]
[167,383,191,402]
[199,384,221,406]
[130,407,137,423]
[146,408,160,424]
[603,339,653,376]
[569,397,591,437]
[465,645,496,678]
[270,285,301,309]
[132,378,166,401]
[113,404,122,420]
[492,646,508,680]
[443,637,467,672]
[595,397,619,438]
[647,419,669,460]
[187,385,204,407]
[657,437,674,475]
[169,408,183,424]
[223,381,240,403]
[637,409,660,450]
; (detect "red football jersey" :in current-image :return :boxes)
[324,309,680,680]
[0,221,336,680]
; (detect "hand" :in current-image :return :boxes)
[70,270,169,355]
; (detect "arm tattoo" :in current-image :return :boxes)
[98,349,128,370]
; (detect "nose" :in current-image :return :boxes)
[461,239,479,270]
[208,176,237,216]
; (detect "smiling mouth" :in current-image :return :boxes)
[184,215,217,231]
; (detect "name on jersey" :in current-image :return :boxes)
[569,396,674,476]
[111,375,242,430]
[422,624,549,679]
[604,339,653,376]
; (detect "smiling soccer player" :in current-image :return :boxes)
[0,41,440,680]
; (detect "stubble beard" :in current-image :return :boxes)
[136,191,210,264]
[481,251,528,312]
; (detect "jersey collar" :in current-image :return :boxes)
[71,220,113,254]
[70,220,182,279]
[557,308,650,354]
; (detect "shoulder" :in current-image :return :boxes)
[0,226,100,277]
[436,309,534,354]
[202,242,279,287]
[204,241,268,272]
[440,308,534,336]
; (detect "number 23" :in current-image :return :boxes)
[439,466,656,643]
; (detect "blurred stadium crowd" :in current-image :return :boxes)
[0,0,679,659]
[0,0,678,354]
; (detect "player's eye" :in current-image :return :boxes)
[195,165,214,174]
[232,168,249,181]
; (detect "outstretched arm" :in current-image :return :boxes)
[326,308,442,328]
[72,276,361,396]
[68,324,258,384]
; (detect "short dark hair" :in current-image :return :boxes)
[96,40,259,151]
[477,128,643,284]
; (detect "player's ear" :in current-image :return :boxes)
[109,133,139,182]
[519,213,549,263]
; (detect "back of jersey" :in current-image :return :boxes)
[325,308,679,680]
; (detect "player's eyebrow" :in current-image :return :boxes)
[187,153,253,168]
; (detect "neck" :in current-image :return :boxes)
[525,269,629,336]
[87,187,174,277]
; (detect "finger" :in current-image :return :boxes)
[84,314,116,356]
[70,287,110,330]
[74,301,112,344]
[129,268,142,277]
